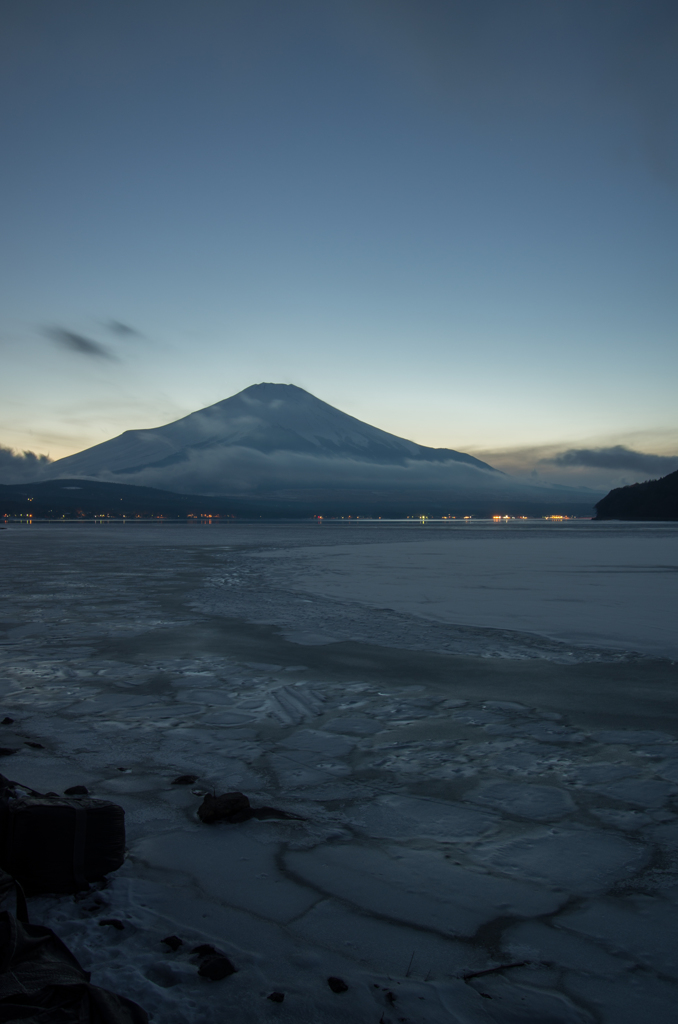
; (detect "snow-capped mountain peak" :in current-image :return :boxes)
[49,383,497,479]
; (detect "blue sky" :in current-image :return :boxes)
[1,0,676,489]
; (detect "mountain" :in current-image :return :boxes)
[43,383,598,515]
[595,470,678,520]
[49,383,495,478]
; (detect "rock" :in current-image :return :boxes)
[25,742,44,749]
[197,792,252,823]
[328,976,348,993]
[64,785,89,796]
[1,718,14,725]
[161,935,183,951]
[192,944,222,957]
[172,774,199,785]
[194,946,237,980]
[268,992,285,1002]
[198,956,236,980]
[0,749,17,757]
[99,918,125,930]
[197,792,304,824]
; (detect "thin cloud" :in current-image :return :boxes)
[547,445,678,476]
[44,327,117,361]
[105,320,143,338]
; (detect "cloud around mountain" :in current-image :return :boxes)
[547,445,678,476]
[79,444,505,498]
[0,445,53,484]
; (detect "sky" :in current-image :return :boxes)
[1,0,677,491]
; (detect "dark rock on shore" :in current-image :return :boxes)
[197,791,305,824]
[198,956,236,980]
[197,791,251,823]
[192,944,237,980]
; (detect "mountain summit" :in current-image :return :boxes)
[45,384,597,514]
[50,383,496,480]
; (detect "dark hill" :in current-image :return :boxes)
[1,477,595,520]
[1,479,237,519]
[594,470,678,521]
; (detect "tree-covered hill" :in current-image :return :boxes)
[595,470,678,520]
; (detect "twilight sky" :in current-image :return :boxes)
[1,0,677,490]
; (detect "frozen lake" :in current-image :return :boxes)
[1,520,677,1023]
[257,521,678,659]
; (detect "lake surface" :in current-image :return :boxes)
[1,520,677,1023]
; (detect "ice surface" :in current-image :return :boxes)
[436,976,596,1023]
[257,528,678,658]
[568,762,639,785]
[289,898,487,977]
[517,722,586,743]
[563,973,678,1024]
[286,844,564,936]
[347,794,499,841]
[503,920,630,976]
[588,778,675,808]
[589,808,655,830]
[277,729,355,755]
[321,717,381,735]
[134,830,319,923]
[465,781,577,820]
[1,521,677,1023]
[472,829,649,895]
[558,896,678,978]
[591,730,677,745]
[655,760,678,783]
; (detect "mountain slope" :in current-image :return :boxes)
[50,383,495,478]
